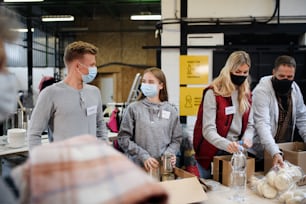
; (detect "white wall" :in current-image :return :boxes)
[188,0,275,19]
[188,0,306,19]
[8,67,55,104]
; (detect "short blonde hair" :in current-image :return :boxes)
[64,41,98,64]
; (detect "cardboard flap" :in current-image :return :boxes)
[213,155,255,186]
[159,177,207,204]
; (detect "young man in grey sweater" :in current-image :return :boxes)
[28,41,108,150]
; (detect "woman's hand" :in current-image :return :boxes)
[226,141,240,153]
[144,157,160,171]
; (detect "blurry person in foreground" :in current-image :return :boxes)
[10,135,168,204]
[0,7,21,204]
[0,8,19,121]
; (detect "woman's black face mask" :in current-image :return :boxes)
[272,77,293,95]
[230,73,247,86]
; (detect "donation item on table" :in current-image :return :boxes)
[7,128,26,148]
[161,154,175,181]
[250,160,305,203]
[148,155,175,182]
[230,145,247,202]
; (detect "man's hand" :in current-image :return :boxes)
[272,153,284,168]
[242,138,252,149]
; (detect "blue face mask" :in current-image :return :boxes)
[82,66,97,83]
[140,83,158,97]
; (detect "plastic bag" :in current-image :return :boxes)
[249,160,304,200]
[106,107,120,133]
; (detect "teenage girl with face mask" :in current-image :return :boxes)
[117,67,183,172]
[194,51,256,179]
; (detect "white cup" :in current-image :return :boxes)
[7,128,26,148]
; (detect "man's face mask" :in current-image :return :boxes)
[82,66,97,83]
[78,62,98,84]
[0,73,17,122]
[272,77,293,95]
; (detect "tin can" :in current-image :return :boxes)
[162,154,173,173]
[161,173,175,181]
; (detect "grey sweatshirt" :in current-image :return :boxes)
[28,81,108,150]
[118,98,183,166]
[252,75,306,157]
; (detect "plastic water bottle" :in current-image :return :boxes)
[230,145,247,202]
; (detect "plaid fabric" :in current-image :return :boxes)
[11,135,168,204]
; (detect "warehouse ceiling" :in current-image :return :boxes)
[1,0,161,33]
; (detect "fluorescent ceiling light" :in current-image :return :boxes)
[42,15,74,22]
[4,0,44,2]
[60,27,88,32]
[130,14,161,21]
[10,28,34,32]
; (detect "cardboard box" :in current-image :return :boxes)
[158,168,207,204]
[264,142,306,174]
[213,155,255,186]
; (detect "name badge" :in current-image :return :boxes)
[162,110,171,119]
[225,106,235,115]
[87,105,97,116]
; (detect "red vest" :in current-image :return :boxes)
[193,87,251,169]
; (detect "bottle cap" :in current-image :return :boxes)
[238,145,244,152]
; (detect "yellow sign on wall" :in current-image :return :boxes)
[180,55,209,84]
[180,87,205,116]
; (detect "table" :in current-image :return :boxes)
[203,182,280,204]
[107,131,118,141]
[0,135,49,157]
[202,178,306,204]
[0,132,118,176]
[0,131,118,157]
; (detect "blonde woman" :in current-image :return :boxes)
[194,51,255,178]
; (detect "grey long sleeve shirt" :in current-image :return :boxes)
[117,98,183,166]
[202,89,255,151]
[28,81,108,150]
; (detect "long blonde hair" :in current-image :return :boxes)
[211,51,251,113]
